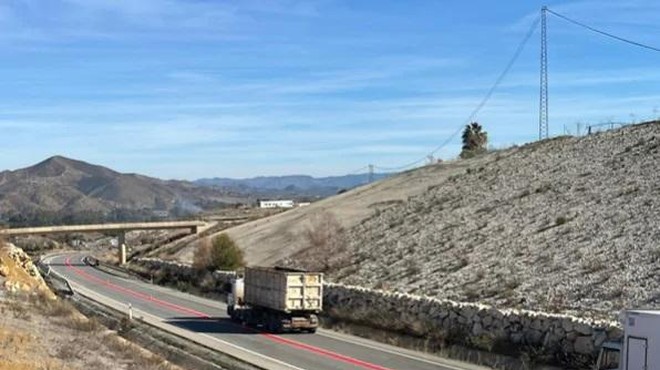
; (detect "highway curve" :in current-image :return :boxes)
[43,252,487,370]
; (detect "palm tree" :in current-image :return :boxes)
[460,122,488,158]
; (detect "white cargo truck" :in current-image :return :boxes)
[227,267,323,333]
[597,310,660,370]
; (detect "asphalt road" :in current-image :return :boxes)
[44,252,487,370]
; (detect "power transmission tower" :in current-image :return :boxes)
[368,164,374,183]
[539,6,549,140]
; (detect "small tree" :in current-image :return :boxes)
[193,233,245,271]
[460,122,488,159]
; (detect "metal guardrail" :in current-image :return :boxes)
[36,258,74,296]
[35,254,260,370]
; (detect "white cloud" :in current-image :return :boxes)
[0,0,268,42]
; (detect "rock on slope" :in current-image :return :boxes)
[0,243,52,296]
[333,121,660,319]
[0,241,181,370]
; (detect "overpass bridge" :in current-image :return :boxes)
[0,221,206,264]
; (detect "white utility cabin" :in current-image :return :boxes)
[619,310,659,370]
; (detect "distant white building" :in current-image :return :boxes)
[297,202,311,207]
[259,200,295,209]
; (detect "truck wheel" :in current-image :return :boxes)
[306,328,317,334]
[266,317,282,333]
[267,321,279,333]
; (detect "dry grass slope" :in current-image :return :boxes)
[0,241,181,370]
[176,158,475,266]
[0,291,178,370]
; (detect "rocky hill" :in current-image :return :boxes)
[0,156,245,225]
[183,121,660,320]
[331,121,660,319]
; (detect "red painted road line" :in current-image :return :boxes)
[263,333,393,370]
[63,256,395,370]
[64,257,209,318]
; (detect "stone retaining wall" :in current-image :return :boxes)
[325,283,621,368]
[128,258,622,369]
[130,257,236,295]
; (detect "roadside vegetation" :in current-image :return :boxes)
[0,290,178,370]
[0,241,180,370]
[193,233,245,271]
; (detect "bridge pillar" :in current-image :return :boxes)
[190,226,199,234]
[118,231,127,265]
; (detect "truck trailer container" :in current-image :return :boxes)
[597,310,660,370]
[227,267,323,333]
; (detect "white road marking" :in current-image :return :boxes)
[316,330,476,370]
[48,252,482,370]
[45,254,307,370]
[198,333,309,370]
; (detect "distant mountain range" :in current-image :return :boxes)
[195,173,389,198]
[0,156,246,226]
[0,156,385,226]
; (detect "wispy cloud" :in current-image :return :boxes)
[0,1,658,178]
[0,0,327,43]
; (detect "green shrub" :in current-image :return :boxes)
[194,233,245,271]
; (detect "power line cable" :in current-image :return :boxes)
[374,13,542,173]
[347,165,369,175]
[368,7,660,176]
[546,8,660,53]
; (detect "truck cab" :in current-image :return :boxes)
[227,276,245,318]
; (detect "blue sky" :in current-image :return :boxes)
[0,0,659,179]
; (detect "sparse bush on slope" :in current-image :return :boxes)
[281,212,348,272]
[193,233,244,271]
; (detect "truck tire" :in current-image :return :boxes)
[244,311,253,326]
[267,321,280,333]
[306,328,317,334]
[266,314,282,333]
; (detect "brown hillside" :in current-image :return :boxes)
[0,156,244,224]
